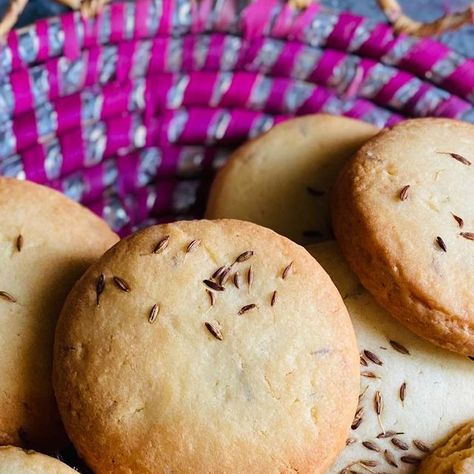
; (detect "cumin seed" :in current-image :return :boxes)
[460,232,474,241]
[351,407,364,430]
[374,391,383,415]
[212,266,227,280]
[247,266,253,289]
[413,439,430,453]
[207,290,215,307]
[153,236,170,253]
[148,304,160,324]
[361,371,379,379]
[377,430,404,439]
[113,276,130,292]
[96,274,105,306]
[436,236,447,252]
[359,386,368,402]
[400,382,407,402]
[233,272,241,289]
[218,266,231,286]
[282,262,293,280]
[364,350,383,366]
[238,304,257,315]
[362,441,380,452]
[203,280,225,292]
[438,152,471,166]
[271,290,277,307]
[400,455,421,465]
[186,239,200,253]
[391,438,409,450]
[16,235,23,252]
[452,213,464,228]
[359,385,369,403]
[389,340,410,355]
[399,185,410,201]
[0,291,16,303]
[204,322,223,341]
[384,449,398,467]
[235,251,253,263]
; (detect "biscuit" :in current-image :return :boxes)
[419,421,474,474]
[331,118,474,355]
[0,178,118,450]
[0,446,76,473]
[308,242,474,473]
[205,115,378,244]
[53,219,359,473]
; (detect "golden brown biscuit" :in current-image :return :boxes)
[0,446,76,473]
[308,242,474,473]
[331,118,474,355]
[0,178,118,450]
[206,115,378,244]
[53,219,359,473]
[419,421,474,474]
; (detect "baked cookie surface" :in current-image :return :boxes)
[53,219,359,474]
[419,421,474,474]
[331,118,474,354]
[0,178,118,450]
[0,446,76,473]
[206,114,378,244]
[308,242,474,473]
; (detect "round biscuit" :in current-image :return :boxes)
[206,115,378,244]
[0,178,118,449]
[53,219,359,473]
[331,118,474,354]
[308,242,474,473]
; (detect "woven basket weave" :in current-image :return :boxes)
[1,0,473,240]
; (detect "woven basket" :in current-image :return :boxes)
[1,0,474,235]
[1,0,474,238]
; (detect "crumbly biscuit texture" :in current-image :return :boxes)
[206,114,378,244]
[0,446,77,473]
[308,242,474,474]
[331,118,474,354]
[54,219,359,474]
[419,421,474,474]
[0,178,118,449]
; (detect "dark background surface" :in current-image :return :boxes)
[0,0,473,57]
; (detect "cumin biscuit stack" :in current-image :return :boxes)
[308,242,474,474]
[0,446,77,473]
[53,219,359,474]
[0,178,118,450]
[206,115,378,244]
[331,118,474,355]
